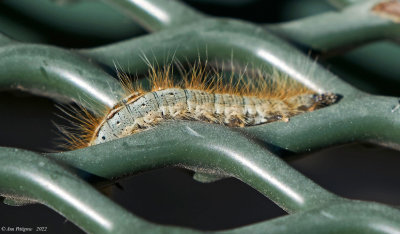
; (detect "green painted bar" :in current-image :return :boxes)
[80,19,357,96]
[247,94,400,153]
[4,144,400,233]
[49,121,341,214]
[102,0,204,31]
[267,0,400,52]
[0,41,125,111]
[1,0,400,232]
[328,0,367,8]
[223,200,400,233]
[0,147,197,234]
[2,0,144,41]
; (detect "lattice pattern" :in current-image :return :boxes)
[0,0,400,233]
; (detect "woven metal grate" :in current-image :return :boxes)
[1,0,400,233]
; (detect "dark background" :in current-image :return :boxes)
[0,0,399,233]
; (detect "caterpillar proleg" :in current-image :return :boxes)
[62,62,338,150]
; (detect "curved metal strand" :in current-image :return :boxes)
[222,200,400,233]
[47,121,341,213]
[102,0,204,32]
[329,0,368,9]
[246,95,400,152]
[1,0,144,40]
[4,0,398,54]
[1,0,400,232]
[102,0,400,54]
[0,147,197,234]
[0,41,125,111]
[79,19,357,95]
[3,148,400,233]
[267,0,400,52]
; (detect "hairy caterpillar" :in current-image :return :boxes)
[61,61,338,150]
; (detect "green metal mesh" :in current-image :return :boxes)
[1,0,400,233]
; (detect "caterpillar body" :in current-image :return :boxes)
[92,89,335,146]
[63,63,338,149]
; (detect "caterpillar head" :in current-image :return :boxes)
[313,93,339,107]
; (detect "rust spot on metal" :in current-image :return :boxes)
[372,0,400,22]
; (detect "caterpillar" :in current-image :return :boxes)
[61,61,338,150]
